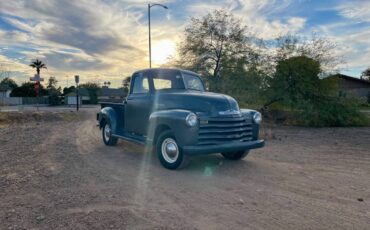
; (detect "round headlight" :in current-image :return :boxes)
[185,113,198,127]
[253,112,262,124]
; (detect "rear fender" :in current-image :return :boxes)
[99,107,118,134]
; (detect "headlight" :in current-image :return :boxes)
[253,112,262,124]
[185,113,198,127]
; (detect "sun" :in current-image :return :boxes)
[151,39,176,65]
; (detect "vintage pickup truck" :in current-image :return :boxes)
[97,68,264,169]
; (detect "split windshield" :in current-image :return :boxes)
[152,70,205,91]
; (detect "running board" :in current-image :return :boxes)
[112,133,147,146]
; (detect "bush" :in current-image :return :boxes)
[296,97,369,127]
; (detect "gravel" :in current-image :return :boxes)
[0,110,369,229]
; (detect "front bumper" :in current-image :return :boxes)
[182,139,265,155]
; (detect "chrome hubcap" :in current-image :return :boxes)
[104,123,111,140]
[161,138,179,163]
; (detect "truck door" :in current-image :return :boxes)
[124,72,152,136]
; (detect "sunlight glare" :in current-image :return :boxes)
[151,39,176,65]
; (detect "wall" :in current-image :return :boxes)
[0,97,49,106]
[0,97,22,105]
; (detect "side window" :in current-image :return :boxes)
[153,78,172,90]
[132,74,149,94]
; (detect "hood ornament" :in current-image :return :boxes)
[219,109,241,116]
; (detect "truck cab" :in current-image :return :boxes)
[97,68,264,169]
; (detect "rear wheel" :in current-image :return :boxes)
[221,150,249,160]
[102,121,118,146]
[156,130,188,170]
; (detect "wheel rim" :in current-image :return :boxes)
[161,138,179,163]
[104,123,111,141]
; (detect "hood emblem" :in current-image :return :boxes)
[219,109,241,116]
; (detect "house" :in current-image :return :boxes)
[65,87,126,105]
[65,88,89,105]
[0,85,12,98]
[98,87,126,103]
[327,74,370,99]
[0,85,22,105]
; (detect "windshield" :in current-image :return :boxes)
[182,73,205,91]
[152,70,205,91]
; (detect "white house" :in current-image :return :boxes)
[0,85,12,98]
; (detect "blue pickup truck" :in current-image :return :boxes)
[97,68,264,169]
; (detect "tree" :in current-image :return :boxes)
[269,34,341,75]
[265,56,323,108]
[47,76,58,89]
[29,59,47,76]
[79,82,100,104]
[177,10,259,91]
[62,86,76,96]
[0,77,18,89]
[264,56,367,126]
[10,82,47,97]
[361,67,370,80]
[47,77,62,105]
[122,76,131,96]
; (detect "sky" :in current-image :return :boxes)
[0,0,369,88]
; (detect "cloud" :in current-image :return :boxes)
[336,1,370,23]
[0,0,369,84]
[186,0,306,39]
[0,0,168,86]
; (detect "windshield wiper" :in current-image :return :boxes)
[187,88,203,91]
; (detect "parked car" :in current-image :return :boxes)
[97,68,264,169]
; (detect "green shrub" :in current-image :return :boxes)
[296,97,369,127]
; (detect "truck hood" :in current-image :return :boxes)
[153,90,239,116]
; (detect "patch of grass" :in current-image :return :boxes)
[0,111,82,126]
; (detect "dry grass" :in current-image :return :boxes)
[0,111,82,127]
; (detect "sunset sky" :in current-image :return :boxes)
[0,0,369,88]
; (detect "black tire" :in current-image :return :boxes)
[102,120,118,146]
[221,150,249,160]
[156,130,188,170]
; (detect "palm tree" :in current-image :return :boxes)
[30,59,47,76]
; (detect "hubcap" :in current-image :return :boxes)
[104,123,111,141]
[161,138,179,163]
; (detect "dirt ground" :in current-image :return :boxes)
[0,110,369,230]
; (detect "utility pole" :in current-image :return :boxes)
[75,75,79,111]
[148,3,168,68]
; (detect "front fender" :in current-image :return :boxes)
[148,109,198,147]
[99,107,118,134]
[241,108,260,140]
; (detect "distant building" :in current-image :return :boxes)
[0,85,12,98]
[65,87,125,105]
[328,74,370,99]
[98,86,126,103]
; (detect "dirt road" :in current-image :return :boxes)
[1,110,369,229]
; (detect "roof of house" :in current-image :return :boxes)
[98,87,125,97]
[329,74,370,85]
[65,88,90,96]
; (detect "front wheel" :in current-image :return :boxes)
[102,121,118,146]
[156,130,188,170]
[221,150,249,160]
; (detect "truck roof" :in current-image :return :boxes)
[132,68,200,77]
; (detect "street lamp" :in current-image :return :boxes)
[148,3,168,68]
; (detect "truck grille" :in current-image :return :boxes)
[198,116,253,145]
